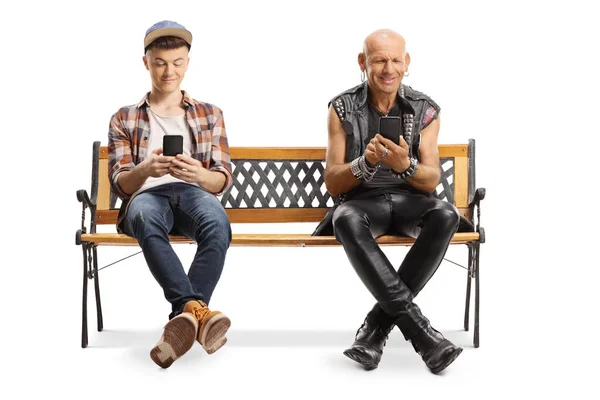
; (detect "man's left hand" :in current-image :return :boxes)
[170,154,204,183]
[375,134,410,172]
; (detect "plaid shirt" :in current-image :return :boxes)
[108,91,232,232]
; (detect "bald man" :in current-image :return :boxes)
[313,30,462,373]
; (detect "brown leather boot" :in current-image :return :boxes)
[184,300,231,354]
[150,312,198,369]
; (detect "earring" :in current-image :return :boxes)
[404,71,410,77]
[361,70,366,82]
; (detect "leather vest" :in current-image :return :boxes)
[331,82,440,163]
[312,82,441,236]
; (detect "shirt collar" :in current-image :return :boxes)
[136,90,195,109]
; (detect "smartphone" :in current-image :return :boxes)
[378,116,401,144]
[163,135,183,156]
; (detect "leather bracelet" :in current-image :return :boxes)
[393,157,419,180]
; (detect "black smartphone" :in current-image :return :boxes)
[163,135,183,156]
[378,116,401,144]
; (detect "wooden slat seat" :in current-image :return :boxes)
[80,232,481,247]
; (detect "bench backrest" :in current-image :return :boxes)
[90,141,476,225]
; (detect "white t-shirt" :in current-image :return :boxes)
[134,107,199,196]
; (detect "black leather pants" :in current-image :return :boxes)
[333,192,460,338]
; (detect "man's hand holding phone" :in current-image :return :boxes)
[365,115,410,171]
[161,134,204,182]
[374,134,410,172]
[137,135,206,183]
[365,136,410,171]
[141,148,176,178]
[169,154,204,183]
[139,135,185,179]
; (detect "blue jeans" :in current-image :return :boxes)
[123,183,231,319]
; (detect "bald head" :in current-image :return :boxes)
[358,29,410,95]
[363,29,406,58]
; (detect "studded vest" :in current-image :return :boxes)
[311,82,441,236]
[330,82,440,163]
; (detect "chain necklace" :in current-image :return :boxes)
[370,103,394,116]
[370,86,406,116]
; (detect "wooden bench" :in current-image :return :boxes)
[76,141,486,348]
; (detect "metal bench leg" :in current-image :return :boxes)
[464,244,473,331]
[93,246,104,332]
[474,243,480,348]
[81,245,89,348]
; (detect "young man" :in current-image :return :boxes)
[108,21,233,369]
[315,29,463,373]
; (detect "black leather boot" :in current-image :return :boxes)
[343,304,394,370]
[407,325,463,373]
[334,206,461,373]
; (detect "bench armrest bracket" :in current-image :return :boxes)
[76,189,97,244]
[469,187,486,244]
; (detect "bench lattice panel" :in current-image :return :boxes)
[221,157,456,209]
[221,160,333,208]
[436,157,455,204]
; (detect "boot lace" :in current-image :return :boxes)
[191,301,209,321]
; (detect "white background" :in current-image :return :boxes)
[1,0,599,398]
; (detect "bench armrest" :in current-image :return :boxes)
[469,187,486,208]
[76,189,96,209]
[76,189,97,244]
[469,187,486,244]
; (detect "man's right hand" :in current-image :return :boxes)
[140,148,175,178]
[365,138,382,167]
